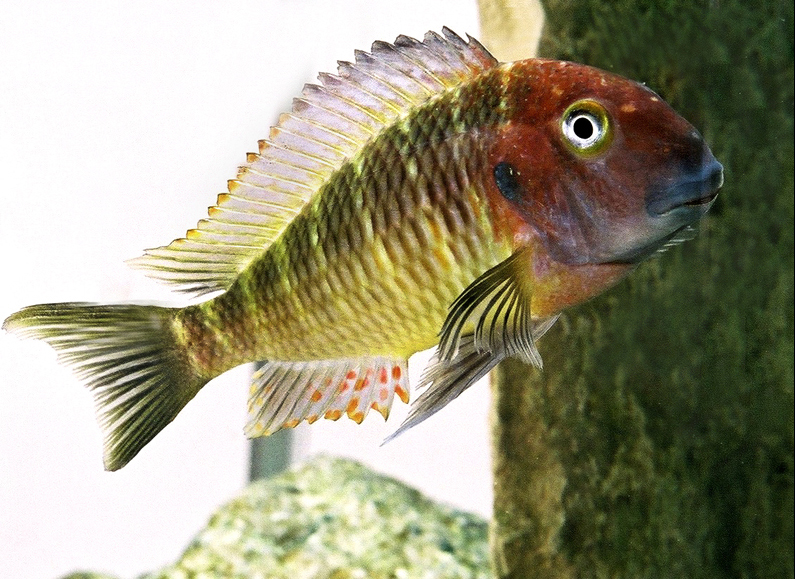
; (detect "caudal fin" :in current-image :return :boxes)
[3,303,205,470]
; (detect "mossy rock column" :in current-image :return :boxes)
[485,1,794,578]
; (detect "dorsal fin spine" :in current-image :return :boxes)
[233,175,317,198]
[269,126,349,159]
[394,38,452,74]
[374,43,448,91]
[371,42,450,91]
[219,195,301,217]
[255,142,336,171]
[186,230,260,246]
[316,74,391,123]
[276,114,359,150]
[353,50,433,99]
[239,157,326,183]
[338,63,407,112]
[293,97,376,138]
[223,191,303,211]
[227,180,311,204]
[232,171,317,193]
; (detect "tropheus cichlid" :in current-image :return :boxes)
[4,29,723,470]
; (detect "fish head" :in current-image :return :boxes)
[487,59,723,266]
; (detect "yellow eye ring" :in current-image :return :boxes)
[561,99,612,156]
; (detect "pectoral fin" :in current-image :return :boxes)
[386,251,559,440]
[438,248,558,367]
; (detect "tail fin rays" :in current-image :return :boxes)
[3,303,205,471]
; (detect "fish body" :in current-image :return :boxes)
[3,29,723,470]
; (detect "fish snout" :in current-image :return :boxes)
[646,156,724,220]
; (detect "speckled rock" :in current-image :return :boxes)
[141,456,489,579]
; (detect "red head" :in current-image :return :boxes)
[484,59,723,315]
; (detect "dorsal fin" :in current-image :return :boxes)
[128,28,498,295]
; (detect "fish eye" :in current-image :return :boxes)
[561,100,612,155]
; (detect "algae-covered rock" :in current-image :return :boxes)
[142,456,489,579]
[490,1,793,578]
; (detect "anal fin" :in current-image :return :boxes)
[245,357,409,437]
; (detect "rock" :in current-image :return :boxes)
[143,456,490,579]
[487,1,794,577]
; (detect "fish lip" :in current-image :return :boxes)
[605,225,692,264]
[646,160,724,217]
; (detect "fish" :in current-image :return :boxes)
[2,28,723,471]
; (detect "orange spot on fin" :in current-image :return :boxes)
[395,385,409,404]
[372,402,389,420]
[325,409,342,421]
[244,358,409,436]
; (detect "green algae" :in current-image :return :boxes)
[491,1,794,577]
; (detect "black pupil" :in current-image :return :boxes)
[572,115,595,140]
[494,162,522,202]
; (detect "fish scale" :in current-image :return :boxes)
[196,89,504,369]
[3,29,722,470]
[218,142,504,364]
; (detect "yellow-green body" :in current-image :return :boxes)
[177,81,513,381]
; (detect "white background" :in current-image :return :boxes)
[0,2,501,578]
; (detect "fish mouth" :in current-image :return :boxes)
[605,159,723,265]
[646,160,724,217]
